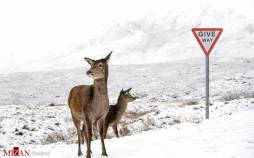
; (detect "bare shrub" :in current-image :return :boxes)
[243,91,254,99]
[173,118,181,124]
[222,93,241,101]
[125,108,158,120]
[125,111,148,119]
[42,132,64,145]
[184,100,199,106]
[222,91,254,101]
[48,102,56,106]
[119,126,130,136]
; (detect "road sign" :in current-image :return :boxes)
[192,28,223,56]
[192,28,223,119]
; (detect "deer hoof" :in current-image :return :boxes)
[78,151,83,156]
[86,151,92,158]
[86,153,91,158]
[101,152,108,156]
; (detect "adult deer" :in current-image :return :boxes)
[68,52,112,158]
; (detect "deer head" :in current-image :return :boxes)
[84,51,112,80]
[120,88,138,102]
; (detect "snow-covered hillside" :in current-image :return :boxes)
[23,7,254,72]
[0,3,254,73]
[0,57,253,106]
[0,57,253,149]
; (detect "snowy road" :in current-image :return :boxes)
[24,108,254,158]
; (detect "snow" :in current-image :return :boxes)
[13,8,254,73]
[2,105,252,158]
[0,0,253,157]
[0,58,253,157]
[0,57,253,106]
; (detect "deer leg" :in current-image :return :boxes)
[92,122,99,140]
[112,124,119,138]
[103,120,109,139]
[84,118,92,158]
[72,117,83,156]
[81,124,85,144]
[81,124,93,153]
[98,119,108,156]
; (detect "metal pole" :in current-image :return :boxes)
[205,56,209,119]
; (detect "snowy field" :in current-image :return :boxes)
[32,108,254,158]
[1,57,254,106]
[1,102,253,158]
[0,57,253,157]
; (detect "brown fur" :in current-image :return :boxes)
[103,88,137,138]
[68,52,112,158]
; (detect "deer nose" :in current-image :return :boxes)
[86,70,92,75]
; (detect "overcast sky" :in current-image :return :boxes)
[0,0,253,73]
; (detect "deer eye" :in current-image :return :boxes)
[98,63,103,67]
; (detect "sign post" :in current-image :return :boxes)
[205,56,209,119]
[192,28,223,119]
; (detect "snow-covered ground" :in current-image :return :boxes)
[42,108,254,158]
[0,57,253,154]
[1,103,253,158]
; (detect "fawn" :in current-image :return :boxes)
[103,88,137,138]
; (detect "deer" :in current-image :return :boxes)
[102,88,138,139]
[68,52,112,158]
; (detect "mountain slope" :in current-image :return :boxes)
[28,7,254,72]
[1,6,253,73]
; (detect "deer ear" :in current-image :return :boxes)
[126,88,132,93]
[104,51,112,63]
[84,57,95,65]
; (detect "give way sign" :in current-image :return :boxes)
[191,27,223,119]
[192,28,223,56]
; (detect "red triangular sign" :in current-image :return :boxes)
[192,28,223,56]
